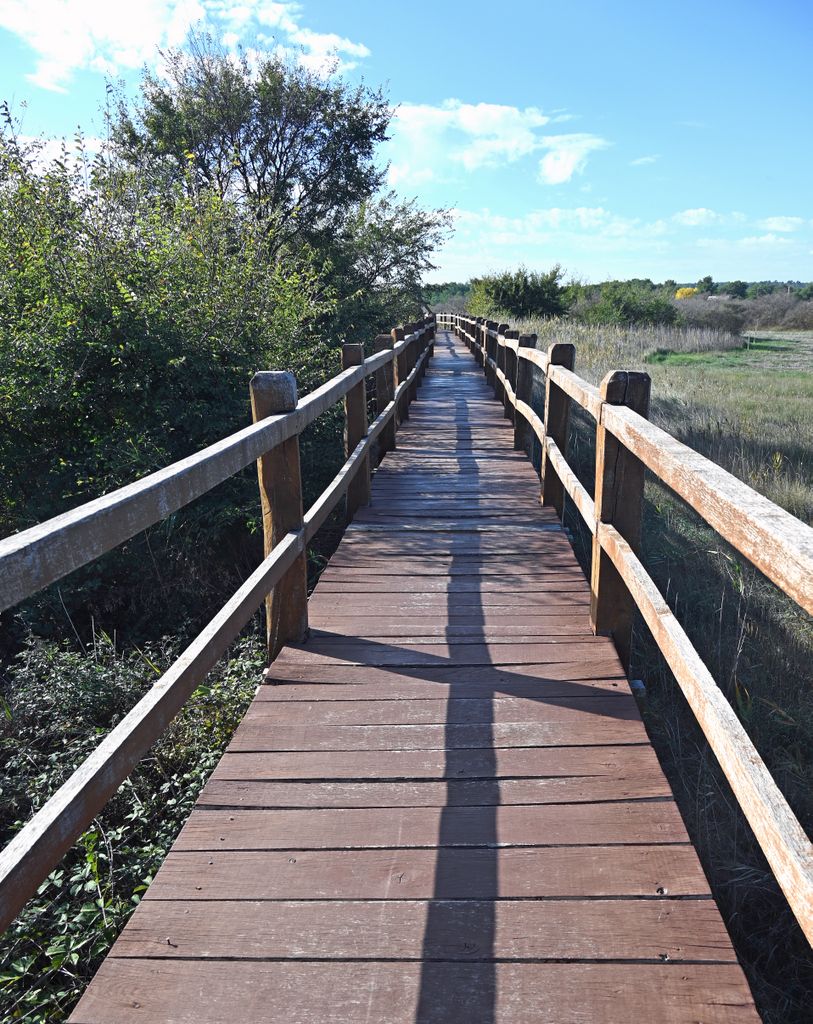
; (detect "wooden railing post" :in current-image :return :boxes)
[513,334,538,452]
[540,342,576,517]
[406,323,419,404]
[374,333,396,460]
[493,323,506,406]
[392,326,408,422]
[249,371,308,662]
[342,343,371,521]
[503,328,518,422]
[486,320,499,390]
[426,316,436,369]
[590,370,652,673]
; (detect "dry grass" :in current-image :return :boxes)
[500,317,813,1022]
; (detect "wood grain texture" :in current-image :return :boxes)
[146,845,711,901]
[69,960,759,1023]
[603,401,813,614]
[111,898,736,962]
[589,370,651,672]
[68,328,756,1023]
[251,370,308,660]
[173,801,689,850]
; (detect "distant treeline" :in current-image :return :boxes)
[424,270,813,332]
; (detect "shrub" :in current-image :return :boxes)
[672,296,749,334]
[675,286,698,299]
[580,280,678,326]
[468,265,568,319]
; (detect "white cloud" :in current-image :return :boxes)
[537,134,609,185]
[630,154,659,166]
[757,216,804,233]
[386,102,610,187]
[737,233,792,247]
[0,0,370,91]
[386,99,554,187]
[673,207,722,227]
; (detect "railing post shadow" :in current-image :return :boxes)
[540,341,576,518]
[374,333,396,461]
[590,370,652,673]
[342,343,371,522]
[513,333,539,453]
[249,371,308,662]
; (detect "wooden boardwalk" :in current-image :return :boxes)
[69,331,759,1022]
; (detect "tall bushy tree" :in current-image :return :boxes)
[468,265,567,319]
[112,37,449,339]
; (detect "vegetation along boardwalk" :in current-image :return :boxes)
[66,330,760,1022]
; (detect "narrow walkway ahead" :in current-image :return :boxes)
[70,332,759,1023]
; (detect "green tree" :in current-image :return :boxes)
[746,281,777,298]
[468,265,568,319]
[723,280,747,298]
[695,274,717,294]
[112,36,448,339]
[113,36,389,248]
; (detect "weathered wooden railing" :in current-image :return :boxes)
[0,317,435,932]
[439,311,813,946]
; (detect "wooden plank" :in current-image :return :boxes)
[228,718,648,751]
[146,844,711,901]
[275,640,617,669]
[257,662,625,695]
[69,961,759,1024]
[198,773,672,808]
[301,621,603,640]
[174,802,689,849]
[240,692,637,726]
[213,743,658,781]
[110,898,737,962]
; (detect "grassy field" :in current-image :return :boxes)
[510,320,813,1022]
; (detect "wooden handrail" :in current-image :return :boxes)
[439,311,813,944]
[0,317,436,932]
[0,328,425,614]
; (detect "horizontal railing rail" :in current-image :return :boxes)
[0,317,436,932]
[439,311,813,946]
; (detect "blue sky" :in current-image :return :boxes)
[1,0,811,283]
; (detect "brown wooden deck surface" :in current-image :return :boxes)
[69,331,759,1022]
